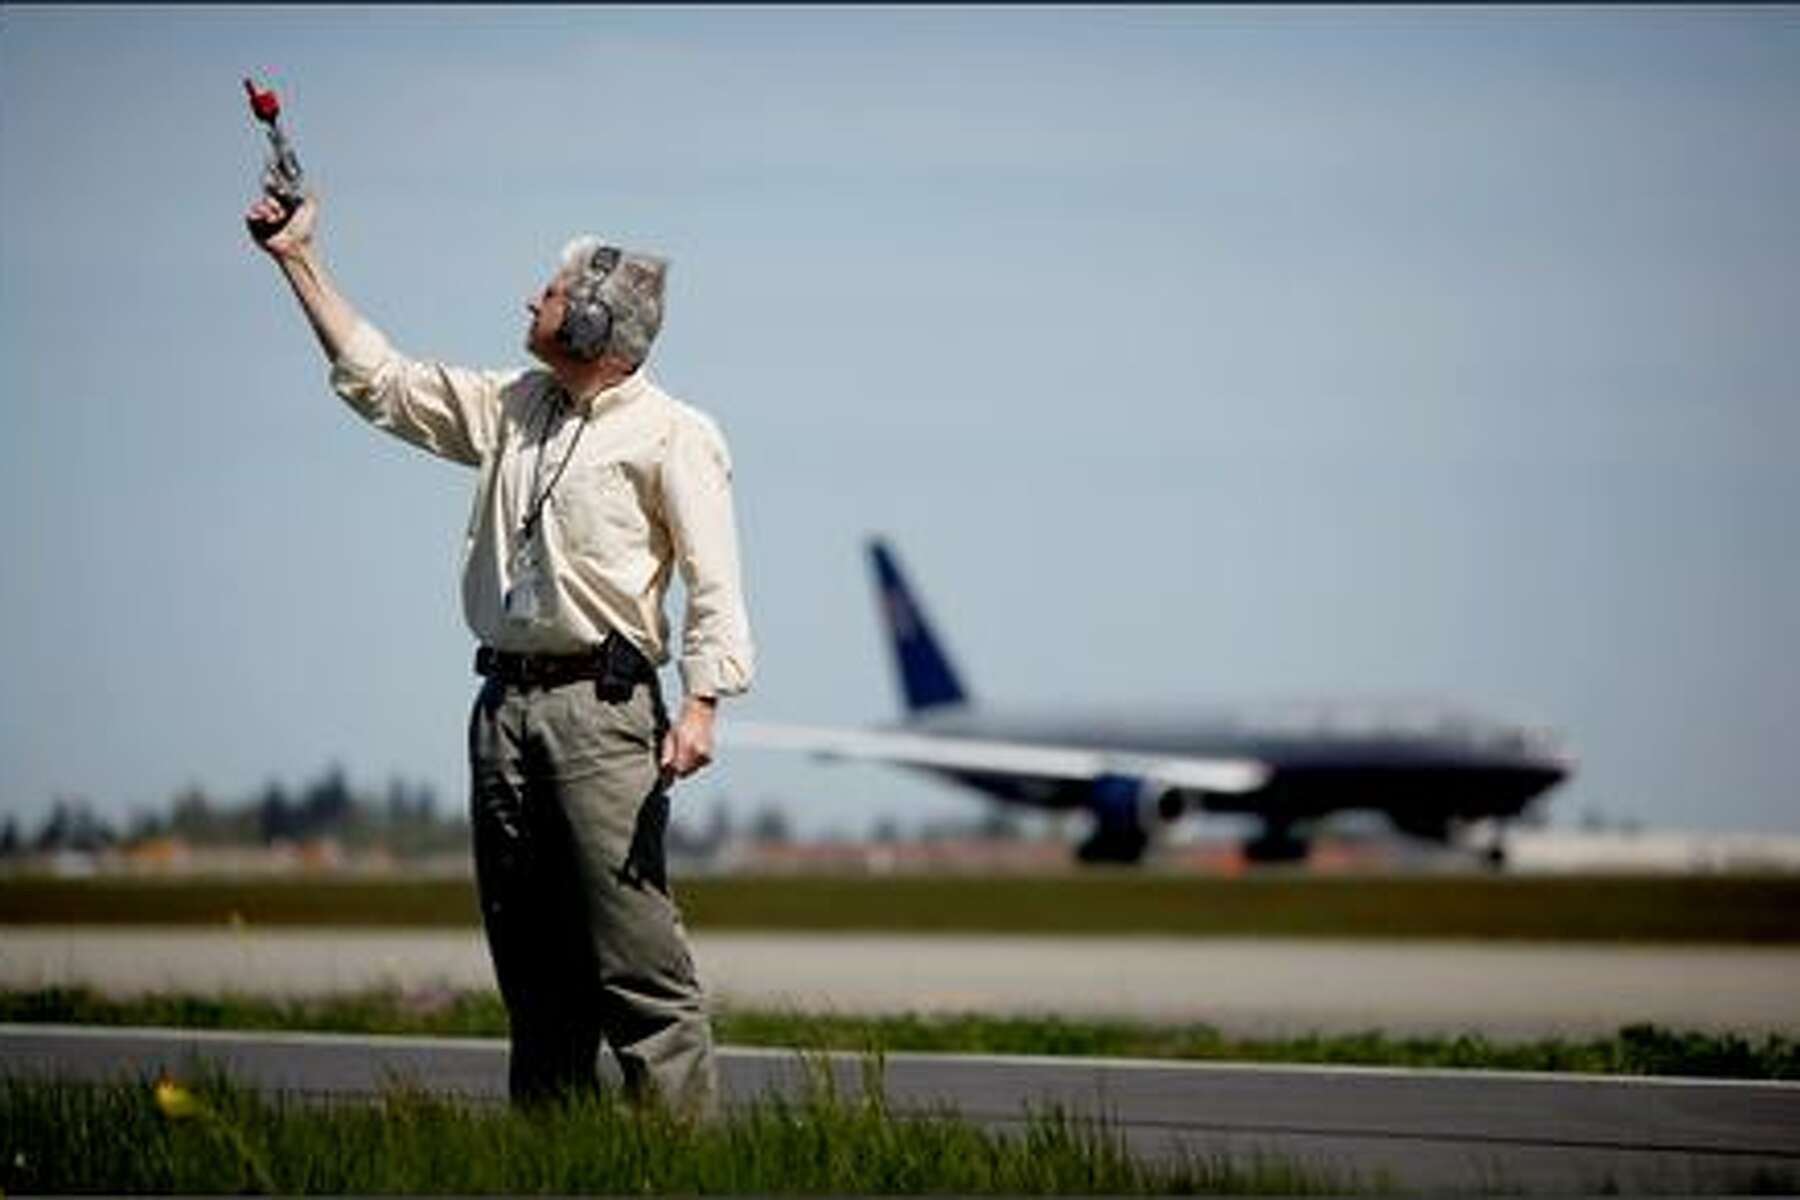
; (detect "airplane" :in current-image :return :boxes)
[728,538,1576,867]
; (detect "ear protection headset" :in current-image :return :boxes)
[556,244,623,360]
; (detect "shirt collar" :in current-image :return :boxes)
[567,367,648,416]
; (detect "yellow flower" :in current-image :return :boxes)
[153,1074,204,1121]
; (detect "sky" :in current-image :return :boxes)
[2,5,1796,841]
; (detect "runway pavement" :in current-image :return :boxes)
[3,1024,1797,1193]
[3,927,1798,1038]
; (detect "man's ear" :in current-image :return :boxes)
[624,259,667,292]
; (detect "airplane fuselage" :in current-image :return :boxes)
[737,539,1577,865]
[904,700,1571,837]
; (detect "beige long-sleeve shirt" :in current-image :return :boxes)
[329,320,753,699]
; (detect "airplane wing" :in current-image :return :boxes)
[724,721,1271,795]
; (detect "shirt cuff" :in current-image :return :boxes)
[679,655,750,701]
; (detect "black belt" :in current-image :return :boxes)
[474,636,655,690]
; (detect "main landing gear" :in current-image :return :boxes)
[1242,821,1311,865]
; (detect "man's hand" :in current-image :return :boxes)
[660,696,718,782]
[246,191,318,260]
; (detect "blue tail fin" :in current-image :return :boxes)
[867,538,969,713]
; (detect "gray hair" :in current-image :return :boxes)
[558,234,668,367]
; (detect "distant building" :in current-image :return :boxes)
[1505,828,1800,874]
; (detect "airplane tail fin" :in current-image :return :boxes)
[867,537,969,714]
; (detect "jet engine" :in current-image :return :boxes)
[1077,776,1193,864]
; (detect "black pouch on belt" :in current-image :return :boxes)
[597,635,653,701]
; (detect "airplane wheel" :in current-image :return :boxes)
[1243,830,1310,865]
[1076,831,1148,865]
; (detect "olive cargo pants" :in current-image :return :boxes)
[468,673,718,1116]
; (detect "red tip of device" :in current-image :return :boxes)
[244,77,281,122]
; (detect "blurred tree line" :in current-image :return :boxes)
[0,767,463,859]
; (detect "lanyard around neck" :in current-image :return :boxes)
[519,387,593,542]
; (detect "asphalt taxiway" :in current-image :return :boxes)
[4,1024,1797,1193]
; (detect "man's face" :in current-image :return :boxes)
[525,272,572,364]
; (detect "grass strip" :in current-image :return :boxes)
[6,985,1796,1080]
[4,873,1800,940]
[0,1064,1364,1195]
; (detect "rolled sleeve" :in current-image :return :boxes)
[662,408,755,699]
[328,319,504,466]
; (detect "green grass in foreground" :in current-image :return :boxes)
[6,872,1800,940]
[0,1065,1361,1195]
[7,986,1796,1080]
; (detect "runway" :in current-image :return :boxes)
[3,927,1797,1038]
[4,1024,1797,1193]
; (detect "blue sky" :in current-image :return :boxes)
[2,6,1795,838]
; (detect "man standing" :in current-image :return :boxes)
[246,193,753,1117]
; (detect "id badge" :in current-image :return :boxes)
[503,535,550,625]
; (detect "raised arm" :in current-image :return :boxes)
[246,192,503,465]
[247,193,358,362]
